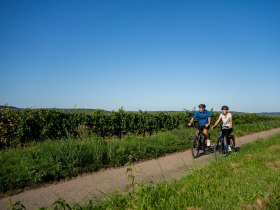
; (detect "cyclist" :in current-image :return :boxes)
[212,105,233,151]
[188,104,212,145]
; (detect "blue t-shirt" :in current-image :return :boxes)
[192,110,211,126]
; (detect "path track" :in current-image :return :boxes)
[1,128,280,210]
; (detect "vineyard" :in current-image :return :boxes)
[0,106,276,149]
[0,108,274,148]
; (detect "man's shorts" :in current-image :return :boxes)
[197,125,210,132]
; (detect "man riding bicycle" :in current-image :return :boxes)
[188,104,212,144]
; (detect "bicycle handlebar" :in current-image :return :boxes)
[213,125,230,130]
[212,125,230,129]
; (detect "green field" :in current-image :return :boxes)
[1,119,280,196]
[44,133,280,210]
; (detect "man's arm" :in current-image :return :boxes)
[188,112,197,126]
[206,117,211,128]
[229,115,233,128]
[205,111,211,128]
[188,118,195,126]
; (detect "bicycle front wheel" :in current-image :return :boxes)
[192,136,200,158]
[229,135,236,152]
[214,140,223,159]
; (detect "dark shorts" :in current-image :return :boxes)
[197,125,210,132]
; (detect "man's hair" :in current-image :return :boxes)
[198,104,206,108]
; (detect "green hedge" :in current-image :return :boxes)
[0,106,276,148]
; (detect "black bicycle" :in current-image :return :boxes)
[192,127,207,158]
[214,125,235,158]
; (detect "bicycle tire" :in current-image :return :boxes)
[192,136,200,158]
[214,139,223,159]
[229,135,236,152]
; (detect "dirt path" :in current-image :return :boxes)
[1,128,280,210]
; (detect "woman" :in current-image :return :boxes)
[212,105,233,151]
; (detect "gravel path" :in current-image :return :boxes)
[1,128,280,210]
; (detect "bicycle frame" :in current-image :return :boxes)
[196,129,204,141]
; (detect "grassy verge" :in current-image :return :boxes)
[1,120,280,195]
[59,133,280,210]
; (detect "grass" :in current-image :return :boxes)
[0,129,192,195]
[1,120,280,195]
[63,133,280,210]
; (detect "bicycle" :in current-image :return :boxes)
[214,125,235,158]
[191,126,211,158]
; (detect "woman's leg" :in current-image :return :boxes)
[222,129,228,153]
[225,129,233,151]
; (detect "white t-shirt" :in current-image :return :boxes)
[220,113,232,127]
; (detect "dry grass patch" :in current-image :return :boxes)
[268,144,280,151]
[230,162,242,169]
[240,197,268,210]
[265,160,280,169]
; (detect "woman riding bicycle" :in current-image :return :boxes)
[212,105,233,151]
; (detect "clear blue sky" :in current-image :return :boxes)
[0,0,279,112]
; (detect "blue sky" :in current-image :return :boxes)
[0,0,279,112]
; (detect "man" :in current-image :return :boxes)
[188,104,211,144]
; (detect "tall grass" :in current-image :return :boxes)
[0,129,193,194]
[1,120,280,195]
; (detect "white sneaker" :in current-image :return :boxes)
[228,145,232,152]
[206,139,211,147]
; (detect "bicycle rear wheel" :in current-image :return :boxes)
[192,136,200,158]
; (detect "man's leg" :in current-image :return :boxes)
[203,128,211,148]
[203,128,209,139]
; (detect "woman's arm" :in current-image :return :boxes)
[229,115,233,128]
[212,117,221,128]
